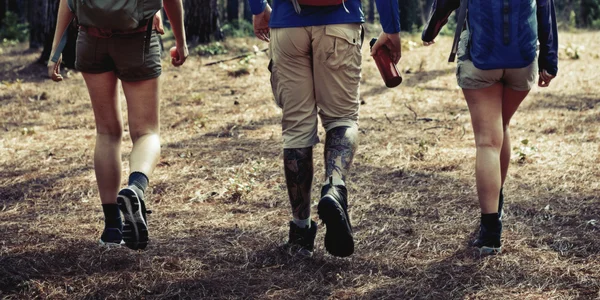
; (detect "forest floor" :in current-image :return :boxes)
[0,30,599,299]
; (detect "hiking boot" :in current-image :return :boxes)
[498,188,504,220]
[117,186,150,250]
[473,220,502,255]
[285,220,318,257]
[317,179,354,257]
[99,227,123,248]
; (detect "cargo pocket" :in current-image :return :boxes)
[321,25,361,71]
[269,61,283,109]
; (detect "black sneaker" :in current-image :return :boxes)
[317,179,354,257]
[99,227,123,248]
[473,220,502,255]
[498,188,504,220]
[285,220,317,257]
[117,186,149,250]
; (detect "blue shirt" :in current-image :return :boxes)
[249,0,401,34]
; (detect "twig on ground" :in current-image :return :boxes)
[385,114,394,124]
[404,103,418,121]
[204,48,269,66]
[424,126,453,131]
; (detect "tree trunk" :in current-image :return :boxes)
[38,0,58,62]
[28,0,49,49]
[33,0,76,66]
[368,0,374,23]
[227,0,239,22]
[184,0,223,44]
[243,0,252,22]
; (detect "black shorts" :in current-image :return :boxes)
[75,29,162,82]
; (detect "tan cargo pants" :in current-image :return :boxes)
[269,24,362,149]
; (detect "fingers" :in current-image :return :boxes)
[538,70,555,87]
[153,13,165,34]
[172,50,187,67]
[423,40,435,46]
[172,57,184,67]
[172,46,189,67]
[47,59,63,82]
[390,51,401,64]
[370,37,386,56]
[385,40,401,64]
[254,29,270,42]
[48,64,63,82]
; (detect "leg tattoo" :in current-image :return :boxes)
[284,147,314,220]
[325,126,358,182]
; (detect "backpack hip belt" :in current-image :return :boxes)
[81,19,152,38]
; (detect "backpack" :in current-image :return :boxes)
[450,0,537,70]
[68,0,162,31]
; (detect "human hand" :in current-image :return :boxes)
[47,54,63,82]
[423,40,435,46]
[371,31,401,64]
[253,5,271,42]
[538,69,555,87]
[171,44,189,67]
[153,12,165,35]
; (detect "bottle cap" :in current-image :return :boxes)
[369,38,377,49]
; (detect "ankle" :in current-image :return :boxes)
[292,217,312,228]
[128,172,149,193]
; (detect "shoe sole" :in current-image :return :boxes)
[284,243,314,258]
[117,188,148,250]
[318,196,354,257]
[98,239,124,248]
[477,246,502,255]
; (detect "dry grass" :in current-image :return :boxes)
[1,31,599,299]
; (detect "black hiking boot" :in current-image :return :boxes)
[317,178,354,257]
[117,186,150,250]
[99,227,123,248]
[473,219,502,255]
[285,220,318,257]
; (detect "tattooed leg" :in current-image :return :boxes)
[324,126,358,183]
[284,147,314,220]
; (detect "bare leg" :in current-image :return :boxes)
[500,87,529,185]
[463,84,504,214]
[121,78,161,176]
[82,72,122,205]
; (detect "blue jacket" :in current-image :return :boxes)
[248,0,401,34]
[422,0,558,76]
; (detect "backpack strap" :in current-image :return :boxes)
[51,18,75,63]
[448,0,468,62]
[144,18,153,54]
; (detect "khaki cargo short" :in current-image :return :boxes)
[75,29,162,82]
[269,24,362,149]
[456,30,537,91]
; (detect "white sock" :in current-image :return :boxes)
[322,176,345,187]
[293,217,311,228]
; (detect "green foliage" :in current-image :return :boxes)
[569,10,577,29]
[221,19,254,38]
[439,12,457,36]
[194,42,228,56]
[0,12,29,43]
[514,139,538,164]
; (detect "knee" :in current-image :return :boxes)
[96,124,123,140]
[475,135,503,151]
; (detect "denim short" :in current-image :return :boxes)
[456,30,537,91]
